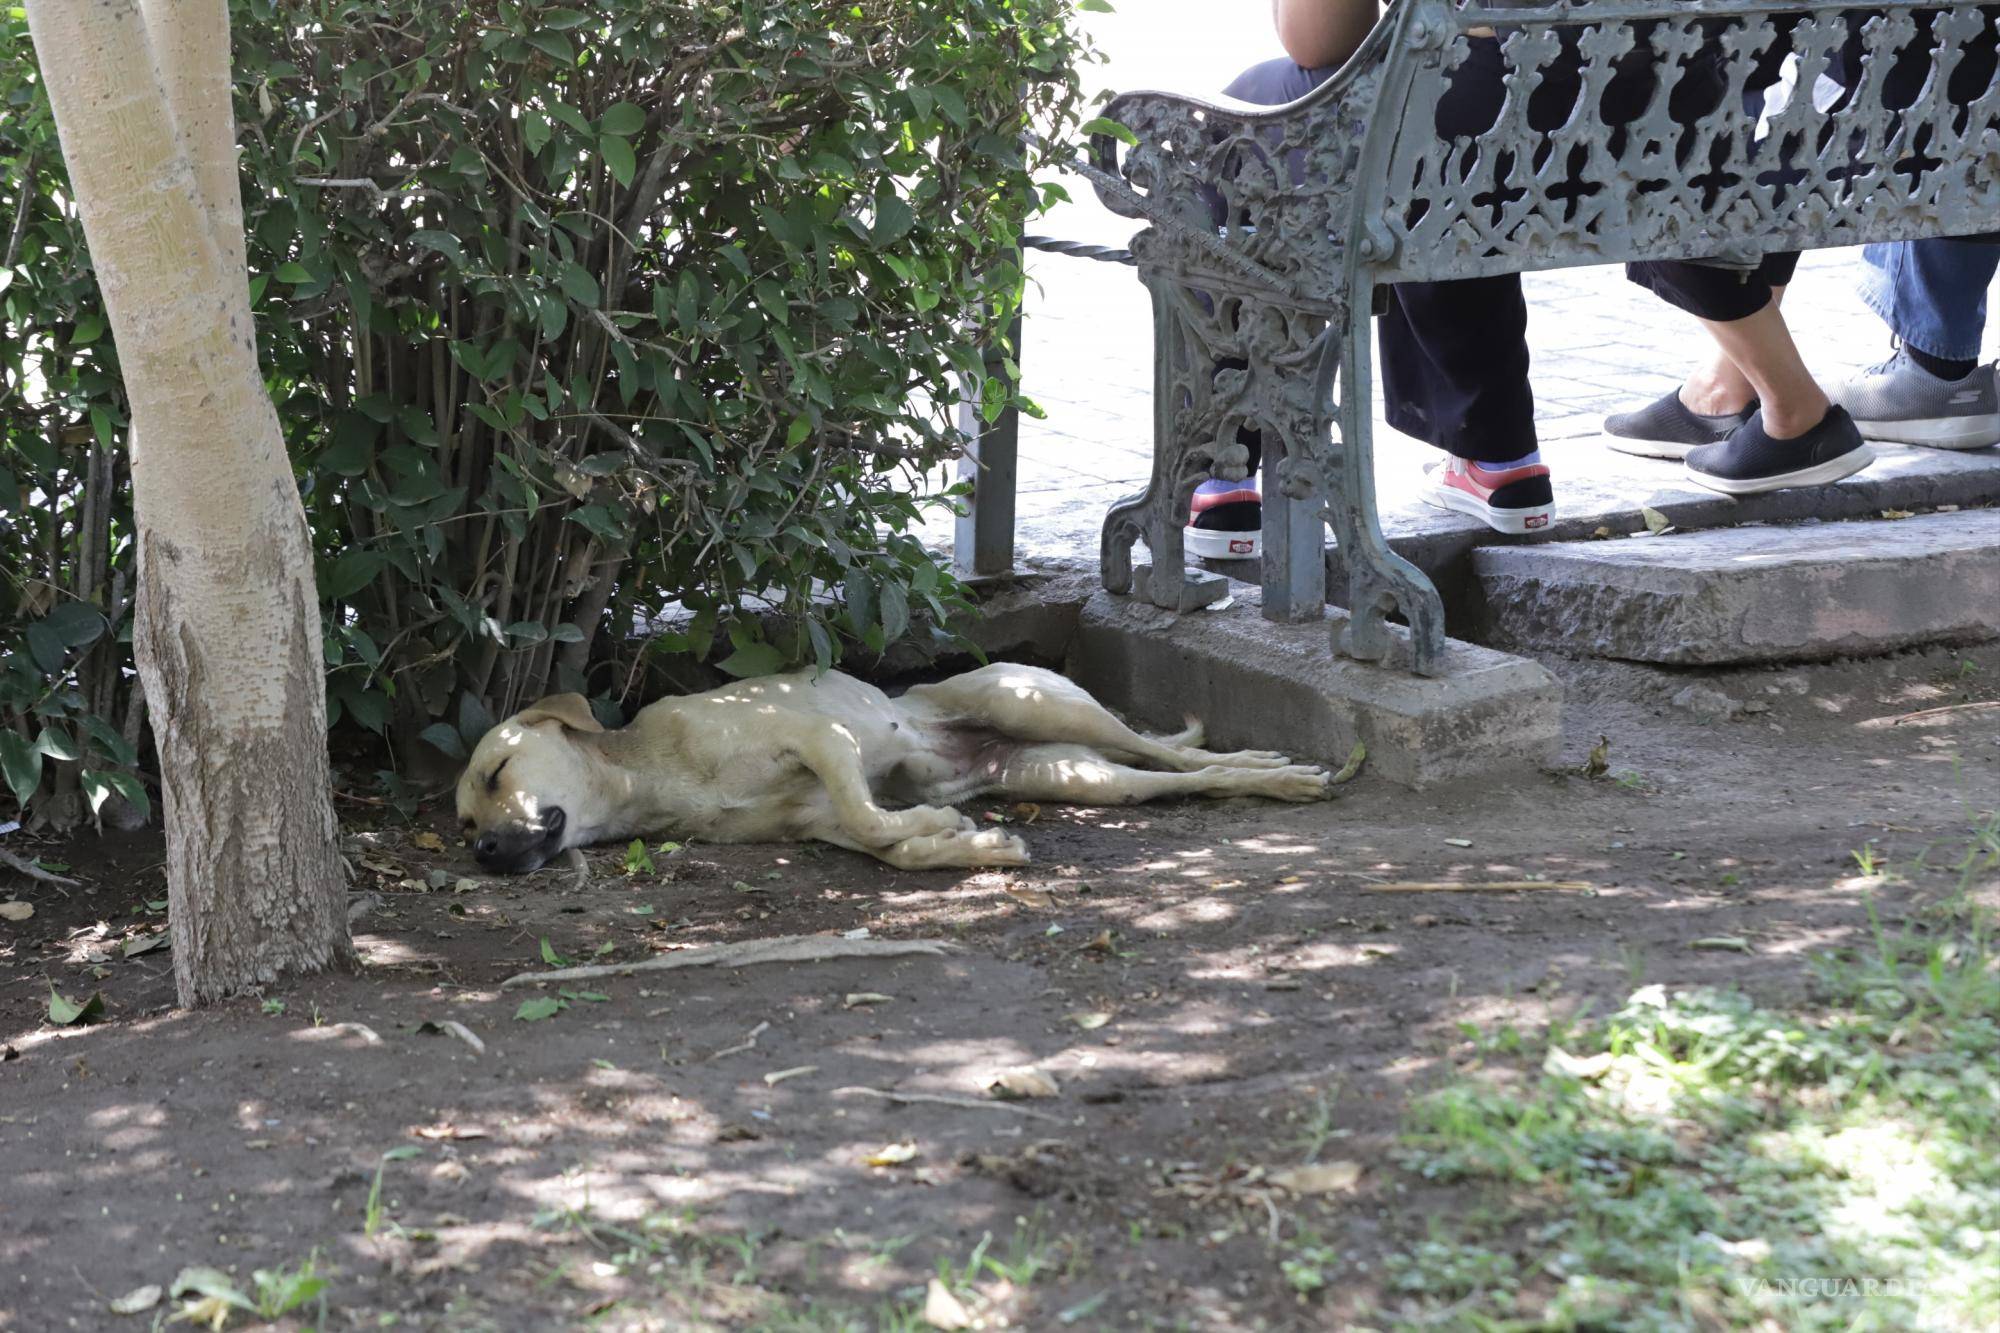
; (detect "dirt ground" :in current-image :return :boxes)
[3,640,1997,1332]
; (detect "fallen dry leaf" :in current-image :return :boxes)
[1067,1010,1111,1031]
[1004,884,1056,910]
[864,1142,920,1167]
[985,1065,1059,1100]
[109,1284,161,1315]
[1880,508,1915,520]
[1269,1160,1363,1195]
[1010,802,1042,824]
[1080,929,1116,954]
[0,901,32,922]
[410,831,447,852]
[1640,505,1671,535]
[1544,1047,1616,1081]
[923,1278,972,1330]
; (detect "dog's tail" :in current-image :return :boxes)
[1151,715,1204,750]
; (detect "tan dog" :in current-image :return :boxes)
[455,663,1332,872]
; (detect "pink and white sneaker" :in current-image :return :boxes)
[1184,476,1262,559]
[1420,456,1555,534]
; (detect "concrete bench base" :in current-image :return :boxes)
[1473,510,2000,665]
[1067,590,1562,789]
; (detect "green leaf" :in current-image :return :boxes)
[33,728,81,762]
[25,623,65,674]
[525,30,575,63]
[274,261,314,284]
[48,985,105,1026]
[786,415,812,447]
[600,135,636,187]
[71,312,105,345]
[514,996,564,1022]
[716,642,785,679]
[558,262,601,307]
[41,601,106,648]
[600,102,645,136]
[322,549,385,601]
[411,230,462,263]
[1081,117,1139,147]
[0,731,44,806]
[872,192,915,244]
[419,723,466,759]
[456,694,496,748]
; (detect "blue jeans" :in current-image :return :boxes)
[1861,239,2000,361]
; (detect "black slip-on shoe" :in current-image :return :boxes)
[1605,390,1757,461]
[1684,406,1874,496]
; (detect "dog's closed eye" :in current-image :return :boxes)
[484,757,509,794]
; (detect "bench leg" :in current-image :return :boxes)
[1101,274,1229,611]
[1327,292,1448,676]
[1260,320,1334,622]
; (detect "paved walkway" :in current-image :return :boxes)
[919,1,2000,566]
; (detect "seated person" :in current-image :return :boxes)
[1834,237,2000,451]
[1202,0,1868,560]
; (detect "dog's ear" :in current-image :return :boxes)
[515,693,604,733]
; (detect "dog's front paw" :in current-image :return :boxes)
[894,804,967,840]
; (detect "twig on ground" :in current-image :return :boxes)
[707,1020,769,1062]
[1887,700,2000,726]
[328,1022,383,1046]
[1366,880,1595,894]
[0,848,79,889]
[430,1020,485,1056]
[499,934,959,989]
[832,1085,1067,1124]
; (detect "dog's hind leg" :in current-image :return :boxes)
[903,663,1293,772]
[992,744,1333,805]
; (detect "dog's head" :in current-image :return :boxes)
[455,693,604,874]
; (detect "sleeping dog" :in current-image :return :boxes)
[455,663,1334,872]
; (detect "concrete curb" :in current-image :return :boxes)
[1067,589,1563,788]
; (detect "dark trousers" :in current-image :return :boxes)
[1226,33,1799,460]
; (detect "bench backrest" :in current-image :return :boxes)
[1093,0,2000,297]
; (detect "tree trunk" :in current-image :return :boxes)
[27,0,350,1005]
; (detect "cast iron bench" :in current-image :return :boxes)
[1078,0,2000,675]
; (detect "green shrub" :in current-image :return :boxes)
[0,0,1096,820]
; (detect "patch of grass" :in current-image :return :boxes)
[1377,912,2000,1329]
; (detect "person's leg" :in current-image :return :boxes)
[1401,36,1551,532]
[1179,57,1338,561]
[1628,259,1870,494]
[1834,239,2000,450]
[1606,253,1797,458]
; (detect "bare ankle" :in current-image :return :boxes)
[1679,380,1752,417]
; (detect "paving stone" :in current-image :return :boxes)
[1473,511,2000,664]
[1068,590,1562,789]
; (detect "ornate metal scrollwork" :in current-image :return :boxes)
[1089,0,2000,678]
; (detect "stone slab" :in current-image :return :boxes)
[1067,589,1563,789]
[1473,510,2000,664]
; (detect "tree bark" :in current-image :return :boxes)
[27,0,350,1005]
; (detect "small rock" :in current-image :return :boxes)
[1741,700,1770,715]
[1769,673,1810,696]
[1671,684,1739,722]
